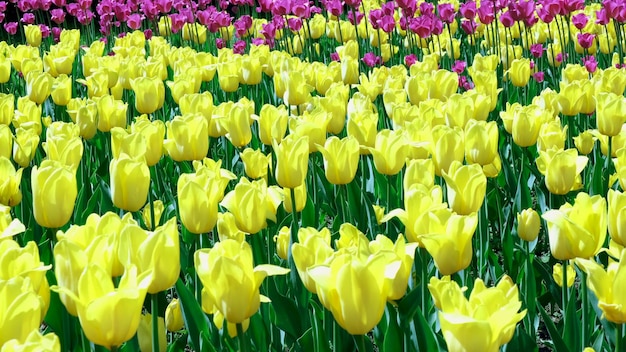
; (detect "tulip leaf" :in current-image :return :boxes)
[587,288,616,346]
[167,333,189,352]
[563,288,581,352]
[296,327,314,351]
[398,287,439,352]
[267,279,302,340]
[249,312,268,350]
[537,302,570,352]
[382,304,403,352]
[503,325,536,352]
[174,278,216,352]
[308,300,332,352]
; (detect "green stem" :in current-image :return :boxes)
[581,271,588,349]
[607,136,613,194]
[354,334,367,352]
[525,240,535,337]
[237,323,248,352]
[562,259,568,327]
[616,323,623,352]
[148,176,156,231]
[151,294,160,352]
[62,307,71,351]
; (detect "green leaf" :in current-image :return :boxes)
[174,278,216,352]
[398,287,439,352]
[308,299,331,352]
[166,333,189,352]
[382,304,403,352]
[537,302,570,352]
[268,279,303,340]
[564,287,581,352]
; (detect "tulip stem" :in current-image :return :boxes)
[581,271,588,349]
[354,334,367,352]
[562,260,568,327]
[151,294,160,352]
[616,323,623,352]
[606,136,613,194]
[237,323,248,352]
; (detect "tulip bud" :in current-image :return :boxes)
[137,313,167,352]
[13,127,40,168]
[508,58,531,87]
[432,125,465,176]
[0,157,23,207]
[141,200,164,231]
[464,119,499,166]
[131,77,165,115]
[0,125,11,160]
[273,226,290,260]
[51,74,72,106]
[96,95,128,132]
[517,208,540,242]
[442,161,487,215]
[255,104,289,145]
[596,91,626,137]
[0,93,14,125]
[536,148,588,195]
[553,263,575,288]
[165,299,184,332]
[164,113,209,162]
[283,183,307,213]
[273,134,309,189]
[110,155,150,212]
[32,160,77,228]
[574,130,596,155]
[316,136,360,184]
[25,25,42,47]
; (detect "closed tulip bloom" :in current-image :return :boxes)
[575,251,626,323]
[346,110,377,153]
[443,161,487,215]
[542,192,607,260]
[291,227,335,294]
[42,135,83,172]
[0,93,13,125]
[165,299,184,332]
[217,61,239,93]
[507,58,531,87]
[240,148,271,180]
[432,125,465,176]
[179,92,214,123]
[0,56,10,84]
[219,103,253,148]
[536,148,588,195]
[0,277,44,346]
[110,154,150,212]
[596,91,626,137]
[366,129,409,176]
[557,82,584,116]
[404,159,435,191]
[131,116,165,166]
[308,251,401,335]
[216,212,247,242]
[273,134,309,189]
[96,95,128,132]
[137,313,166,352]
[283,183,307,213]
[289,109,331,153]
[52,265,151,350]
[465,120,498,166]
[119,218,180,293]
[14,96,42,135]
[428,275,526,351]
[32,160,77,228]
[25,25,42,47]
[0,125,11,160]
[0,157,23,207]
[369,235,418,300]
[255,104,289,145]
[574,130,596,155]
[53,240,88,316]
[1,329,60,351]
[273,226,290,260]
[221,178,283,234]
[76,71,109,98]
[195,239,289,324]
[131,77,165,115]
[421,209,478,275]
[553,263,575,288]
[164,113,209,161]
[517,208,541,242]
[25,71,53,105]
[341,57,359,85]
[177,169,224,234]
[608,189,626,247]
[51,74,72,106]
[537,120,567,153]
[316,136,360,184]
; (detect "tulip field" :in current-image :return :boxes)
[4,0,626,351]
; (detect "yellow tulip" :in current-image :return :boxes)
[608,189,626,247]
[217,61,239,93]
[141,200,163,231]
[218,103,253,148]
[24,71,53,105]
[382,184,446,244]
[464,120,498,166]
[255,104,289,145]
[52,239,88,316]
[51,74,72,106]
[574,130,596,155]
[542,192,607,260]
[165,299,184,332]
[130,77,165,115]
[292,227,334,294]
[195,239,289,324]
[0,125,11,160]
[553,263,575,288]
[365,129,409,176]
[0,157,23,207]
[289,109,331,153]
[0,329,60,351]
[43,44,76,77]
[347,110,378,153]
[341,57,359,85]
[137,313,166,352]
[536,147,587,195]
[444,94,474,129]
[241,55,262,85]
[432,125,465,176]
[220,178,283,234]
[178,166,229,234]
[96,95,128,132]
[316,136,360,185]
[420,209,478,275]
[517,208,541,242]
[308,250,401,335]
[0,93,13,125]
[51,265,151,350]
[428,275,526,351]
[25,25,42,47]
[179,92,214,124]
[216,212,247,242]
[507,58,531,87]
[76,71,109,98]
[557,82,584,116]
[32,160,77,228]
[442,161,487,215]
[0,277,44,346]
[110,154,150,212]
[537,120,568,153]
[283,183,307,213]
[575,250,626,323]
[273,226,290,260]
[404,159,435,191]
[163,113,209,161]
[596,91,626,137]
[0,56,10,84]
[369,235,418,300]
[240,148,271,180]
[273,134,309,189]
[130,116,165,166]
